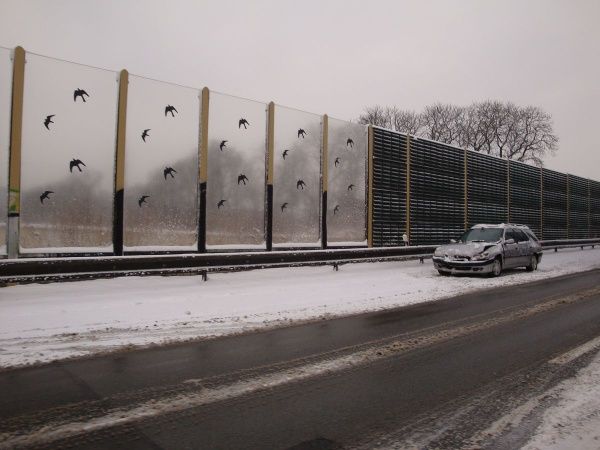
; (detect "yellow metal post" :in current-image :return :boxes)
[464,149,468,230]
[367,125,374,247]
[113,69,129,255]
[198,87,210,251]
[406,135,411,244]
[266,102,275,250]
[540,167,544,240]
[566,174,570,239]
[7,46,25,258]
[321,114,328,248]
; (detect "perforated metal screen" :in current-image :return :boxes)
[509,161,541,236]
[467,152,507,228]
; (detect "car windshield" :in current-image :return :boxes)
[458,228,503,243]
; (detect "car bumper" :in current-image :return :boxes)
[432,257,495,274]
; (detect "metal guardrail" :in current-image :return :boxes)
[0,239,598,285]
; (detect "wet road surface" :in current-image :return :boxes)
[1,269,600,449]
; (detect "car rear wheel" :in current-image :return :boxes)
[490,258,502,277]
[526,255,538,272]
[438,270,450,276]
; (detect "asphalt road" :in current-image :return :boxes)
[2,269,600,449]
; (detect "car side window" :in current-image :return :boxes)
[514,229,529,243]
[505,229,517,242]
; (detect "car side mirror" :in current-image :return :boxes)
[450,239,456,243]
[504,238,515,245]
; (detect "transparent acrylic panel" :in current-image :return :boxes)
[123,76,200,251]
[0,47,12,255]
[20,54,118,253]
[326,118,367,245]
[273,105,322,247]
[206,92,266,249]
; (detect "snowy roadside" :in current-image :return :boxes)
[522,348,600,450]
[0,247,599,369]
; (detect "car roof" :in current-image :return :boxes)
[471,223,531,230]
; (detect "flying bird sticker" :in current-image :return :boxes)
[237,174,249,185]
[73,89,89,102]
[334,157,341,167]
[69,159,86,173]
[138,195,150,207]
[333,205,340,215]
[347,184,354,191]
[164,167,177,179]
[141,129,151,142]
[282,149,290,160]
[347,138,354,148]
[40,190,54,204]
[281,202,288,212]
[165,105,178,117]
[297,129,307,139]
[220,140,228,151]
[296,180,306,190]
[239,118,250,129]
[217,199,227,209]
[44,115,55,130]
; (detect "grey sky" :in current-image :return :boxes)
[1,0,598,178]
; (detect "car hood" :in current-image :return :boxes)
[436,242,498,257]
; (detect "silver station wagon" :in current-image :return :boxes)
[432,224,543,277]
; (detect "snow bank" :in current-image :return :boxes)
[0,247,599,368]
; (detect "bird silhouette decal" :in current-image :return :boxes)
[334,205,340,215]
[73,89,89,102]
[217,199,227,209]
[237,174,249,185]
[347,138,354,148]
[165,105,178,117]
[69,159,86,173]
[282,149,290,160]
[44,115,55,130]
[141,129,151,142]
[40,190,54,204]
[164,167,177,179]
[298,129,307,139]
[138,195,150,207]
[334,157,341,167]
[239,118,250,129]
[347,184,355,191]
[220,140,228,151]
[296,179,306,190]
[281,202,288,212]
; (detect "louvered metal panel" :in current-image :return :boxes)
[591,180,600,238]
[509,161,541,236]
[568,175,589,239]
[467,152,507,228]
[409,138,464,245]
[372,128,407,246]
[542,169,568,240]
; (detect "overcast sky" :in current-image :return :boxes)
[1,0,598,178]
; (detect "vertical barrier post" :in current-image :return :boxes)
[406,134,411,245]
[198,87,209,252]
[113,69,128,256]
[321,114,328,249]
[7,46,25,259]
[266,102,275,251]
[540,167,544,240]
[367,125,374,247]
[588,179,591,238]
[464,149,468,230]
[566,174,570,239]
[506,159,511,223]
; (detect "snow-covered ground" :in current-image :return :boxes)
[523,349,600,450]
[0,247,599,369]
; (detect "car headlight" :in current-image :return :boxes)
[472,251,490,261]
[434,247,444,257]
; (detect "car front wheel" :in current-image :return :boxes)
[490,259,502,277]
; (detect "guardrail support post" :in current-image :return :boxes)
[367,125,374,247]
[464,149,468,230]
[198,87,209,252]
[7,46,25,259]
[566,174,570,239]
[113,69,128,256]
[507,159,511,223]
[540,167,544,240]
[266,102,275,251]
[406,134,411,245]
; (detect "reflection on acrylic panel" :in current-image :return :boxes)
[19,54,119,253]
[327,118,367,245]
[206,92,267,249]
[273,105,322,247]
[123,76,200,251]
[0,47,12,254]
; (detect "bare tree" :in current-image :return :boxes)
[359,100,558,165]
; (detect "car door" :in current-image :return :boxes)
[514,229,532,266]
[503,229,520,268]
